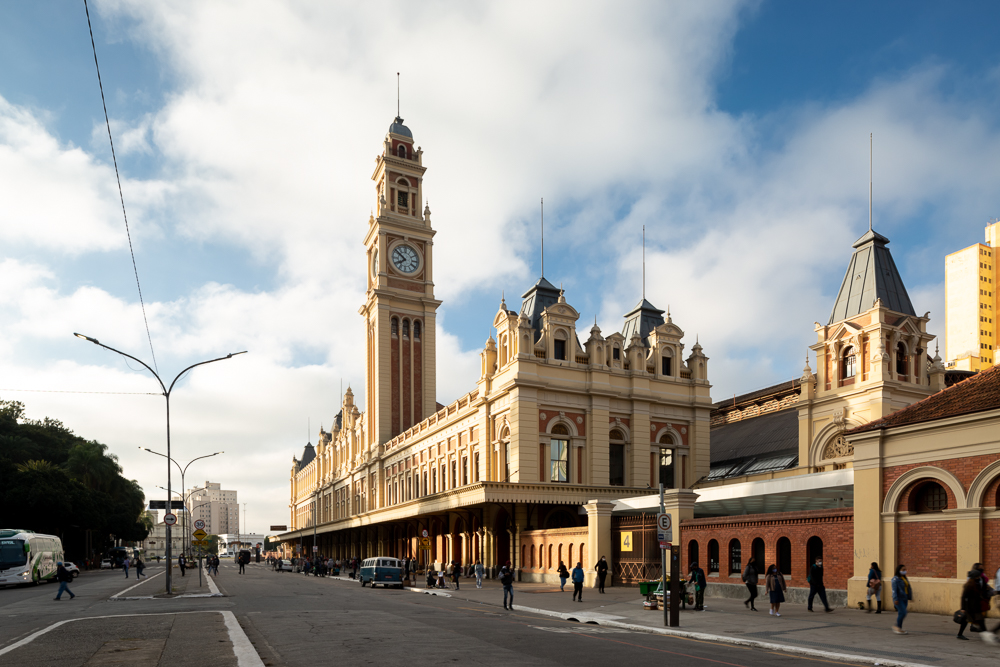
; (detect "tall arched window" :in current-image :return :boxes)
[708,539,719,573]
[397,144,407,158]
[568,544,575,567]
[777,536,792,575]
[658,434,675,489]
[806,536,823,569]
[688,540,699,570]
[554,330,568,360]
[728,539,742,574]
[402,319,410,338]
[609,429,626,487]
[661,348,673,376]
[548,544,553,569]
[751,537,765,574]
[895,342,909,379]
[842,346,856,381]
[413,320,421,341]
[550,424,570,483]
[531,544,536,568]
[391,317,399,336]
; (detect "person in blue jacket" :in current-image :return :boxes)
[571,562,585,602]
[891,563,912,635]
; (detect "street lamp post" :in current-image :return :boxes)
[143,450,223,557]
[74,332,245,596]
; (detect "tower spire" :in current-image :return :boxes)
[397,72,400,118]
[642,225,646,300]
[540,197,545,278]
[869,133,873,232]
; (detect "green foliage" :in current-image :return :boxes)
[203,534,220,555]
[0,397,149,559]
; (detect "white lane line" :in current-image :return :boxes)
[221,611,265,667]
[110,571,164,599]
[206,572,221,596]
[0,610,266,667]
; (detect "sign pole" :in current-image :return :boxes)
[670,543,680,627]
[659,484,667,627]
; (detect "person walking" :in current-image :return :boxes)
[123,557,130,579]
[866,562,882,613]
[475,560,484,589]
[557,561,569,591]
[451,560,461,590]
[239,551,247,575]
[891,563,912,634]
[178,554,187,577]
[765,564,786,616]
[688,561,707,611]
[53,562,75,601]
[807,556,833,612]
[597,556,609,594]
[500,560,515,610]
[571,562,585,602]
[957,574,984,640]
[135,556,145,579]
[742,556,759,611]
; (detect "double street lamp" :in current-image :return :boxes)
[144,450,223,557]
[74,332,245,596]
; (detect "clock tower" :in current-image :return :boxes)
[361,116,440,447]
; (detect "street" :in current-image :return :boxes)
[0,562,881,667]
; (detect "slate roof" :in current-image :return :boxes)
[388,116,412,139]
[621,299,666,348]
[710,408,800,463]
[828,228,915,324]
[299,442,315,467]
[712,378,800,411]
[519,277,562,343]
[848,365,1000,434]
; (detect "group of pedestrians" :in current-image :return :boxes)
[122,555,146,579]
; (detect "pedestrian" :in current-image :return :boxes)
[451,560,461,590]
[958,574,984,640]
[475,560,484,589]
[972,562,994,628]
[807,556,833,612]
[123,557,130,578]
[135,556,145,579]
[891,563,912,635]
[571,561,585,602]
[687,561,707,611]
[53,562,75,601]
[426,567,436,588]
[866,562,882,613]
[557,561,569,591]
[597,556,609,594]
[765,563,786,616]
[178,554,187,577]
[500,560,514,610]
[742,556,759,611]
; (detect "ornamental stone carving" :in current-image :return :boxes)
[822,435,853,460]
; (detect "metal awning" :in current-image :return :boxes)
[612,469,854,518]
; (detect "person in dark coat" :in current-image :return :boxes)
[807,556,833,612]
[687,561,707,611]
[53,562,75,601]
[866,562,882,613]
[958,575,984,639]
[765,564,786,616]
[891,564,912,634]
[557,561,569,591]
[596,556,609,594]
[742,556,759,611]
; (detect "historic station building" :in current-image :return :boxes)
[279,117,713,581]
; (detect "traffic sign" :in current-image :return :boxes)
[656,513,672,542]
[191,539,210,547]
[164,513,177,526]
[192,529,208,540]
[419,537,431,550]
[194,519,206,531]
[422,529,428,538]
[312,546,319,552]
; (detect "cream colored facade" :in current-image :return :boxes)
[282,117,714,582]
[187,481,238,536]
[946,221,999,371]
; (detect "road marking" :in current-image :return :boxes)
[221,611,265,667]
[110,571,164,598]
[206,573,222,596]
[531,625,631,634]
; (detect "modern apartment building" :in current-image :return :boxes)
[186,481,239,536]
[945,220,999,371]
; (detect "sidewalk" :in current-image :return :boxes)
[317,571,997,667]
[110,564,221,599]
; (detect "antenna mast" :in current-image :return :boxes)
[869,133,873,232]
[540,198,545,278]
[642,225,646,300]
[397,72,400,117]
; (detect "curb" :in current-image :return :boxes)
[318,572,453,597]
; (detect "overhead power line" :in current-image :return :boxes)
[83,0,159,374]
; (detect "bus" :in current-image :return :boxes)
[0,529,64,586]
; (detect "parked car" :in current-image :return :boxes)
[63,563,80,579]
[100,559,113,569]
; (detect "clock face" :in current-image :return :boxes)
[391,244,420,274]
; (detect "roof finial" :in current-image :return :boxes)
[869,132,873,232]
[642,225,646,300]
[397,72,400,118]
[540,197,545,278]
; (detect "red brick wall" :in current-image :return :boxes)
[898,521,956,578]
[391,326,400,436]
[680,508,853,588]
[883,454,1000,498]
[984,518,1000,577]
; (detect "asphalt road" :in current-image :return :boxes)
[0,563,872,666]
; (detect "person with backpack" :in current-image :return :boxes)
[135,556,146,579]
[596,556,609,594]
[742,556,759,611]
[178,554,187,577]
[571,562,585,602]
[500,560,515,610]
[957,574,985,640]
[867,562,882,613]
[807,556,833,612]
[557,561,569,591]
[53,562,76,601]
[891,563,912,635]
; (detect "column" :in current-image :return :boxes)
[585,500,614,587]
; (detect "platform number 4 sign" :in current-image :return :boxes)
[620,531,633,552]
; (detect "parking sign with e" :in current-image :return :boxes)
[656,513,672,541]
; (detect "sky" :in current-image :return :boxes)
[1,1,999,533]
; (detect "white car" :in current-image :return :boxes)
[63,563,80,579]
[100,559,113,569]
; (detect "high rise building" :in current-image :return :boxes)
[945,220,999,371]
[186,481,239,536]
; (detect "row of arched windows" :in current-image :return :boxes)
[688,536,822,577]
[522,541,587,570]
[840,342,911,381]
[390,317,422,340]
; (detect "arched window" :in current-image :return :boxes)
[612,346,621,361]
[521,545,526,568]
[609,429,626,487]
[391,317,399,336]
[658,434,675,489]
[548,544,553,569]
[896,342,909,379]
[396,144,407,158]
[914,481,948,513]
[751,538,765,575]
[531,544,536,568]
[554,330,568,360]
[579,543,586,567]
[728,539,742,574]
[661,348,673,376]
[708,539,719,573]
[688,540,699,570]
[550,424,569,483]
[569,544,575,566]
[413,320,421,341]
[777,537,792,575]
[402,319,410,338]
[842,346,856,380]
[806,536,823,569]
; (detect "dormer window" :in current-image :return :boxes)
[553,330,568,361]
[613,347,621,361]
[661,352,672,376]
[841,346,856,380]
[397,144,407,158]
